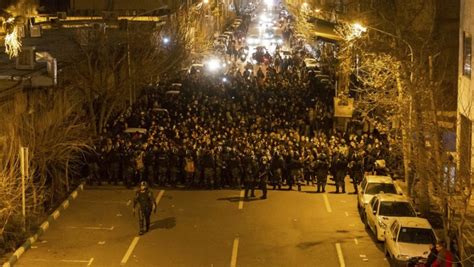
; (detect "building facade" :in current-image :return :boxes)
[456,0,474,254]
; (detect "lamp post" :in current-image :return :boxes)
[126,7,168,105]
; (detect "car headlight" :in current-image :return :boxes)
[396,254,411,261]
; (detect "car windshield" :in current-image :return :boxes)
[365,183,397,195]
[379,202,416,217]
[398,227,435,244]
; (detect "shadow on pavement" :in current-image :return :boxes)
[150,217,176,230]
[216,196,242,202]
[296,241,324,249]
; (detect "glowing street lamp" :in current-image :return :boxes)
[162,36,170,44]
[352,23,367,37]
[205,58,221,72]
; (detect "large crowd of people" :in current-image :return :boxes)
[87,17,398,197]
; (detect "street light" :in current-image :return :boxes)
[162,36,170,44]
[352,22,412,72]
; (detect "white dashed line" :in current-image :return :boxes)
[354,238,359,245]
[230,238,239,267]
[344,211,349,217]
[120,236,140,265]
[323,193,332,213]
[335,243,346,267]
[238,190,244,210]
[87,257,94,266]
[156,190,165,205]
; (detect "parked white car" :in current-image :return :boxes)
[384,217,436,263]
[357,175,399,213]
[364,193,417,241]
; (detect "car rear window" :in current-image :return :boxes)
[365,183,397,195]
[398,227,435,244]
[379,202,416,217]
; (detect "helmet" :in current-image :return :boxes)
[140,181,148,188]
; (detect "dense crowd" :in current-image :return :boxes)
[87,32,397,197]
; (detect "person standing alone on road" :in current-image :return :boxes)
[133,181,156,235]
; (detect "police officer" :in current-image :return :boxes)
[133,181,156,235]
[243,152,258,199]
[258,156,269,199]
[334,154,348,193]
[349,152,364,193]
[316,153,329,193]
[270,151,285,190]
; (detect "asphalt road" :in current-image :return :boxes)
[15,179,389,267]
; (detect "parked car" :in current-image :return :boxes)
[364,193,417,242]
[384,217,436,264]
[357,175,399,213]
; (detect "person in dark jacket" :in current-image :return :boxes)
[133,181,156,235]
[316,153,329,193]
[334,154,348,193]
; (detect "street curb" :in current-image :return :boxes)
[2,183,85,267]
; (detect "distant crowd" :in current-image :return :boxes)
[86,30,399,194]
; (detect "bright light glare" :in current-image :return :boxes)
[205,59,221,72]
[264,0,273,6]
[222,77,227,82]
[353,23,367,33]
[163,37,170,44]
[349,23,367,40]
[203,0,209,3]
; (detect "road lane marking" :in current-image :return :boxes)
[25,258,91,263]
[344,211,349,217]
[66,226,114,231]
[323,193,332,213]
[238,190,244,210]
[354,238,359,245]
[87,258,94,266]
[156,190,165,205]
[78,200,129,205]
[126,200,132,206]
[230,238,239,267]
[335,243,345,267]
[121,236,140,265]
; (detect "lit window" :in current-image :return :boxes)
[463,32,472,77]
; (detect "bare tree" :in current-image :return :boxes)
[0,87,90,255]
[336,0,470,258]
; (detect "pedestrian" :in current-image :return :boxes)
[258,156,269,199]
[316,153,329,193]
[334,154,348,193]
[431,240,453,267]
[133,181,156,235]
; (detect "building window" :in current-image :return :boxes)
[463,32,472,77]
